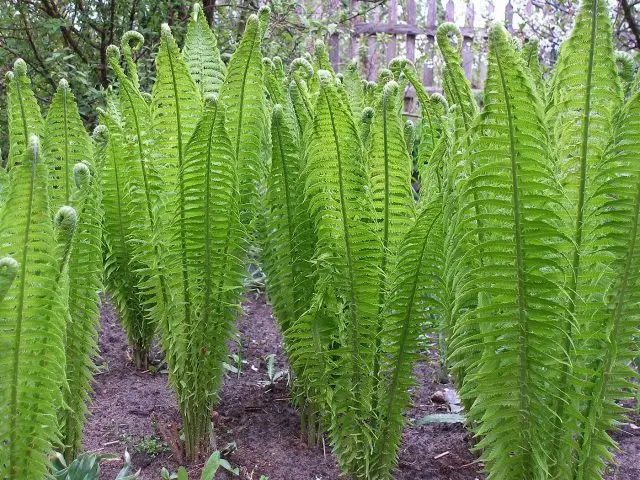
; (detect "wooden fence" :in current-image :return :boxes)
[327,0,535,106]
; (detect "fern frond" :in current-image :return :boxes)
[97,120,154,368]
[436,24,477,132]
[305,70,381,477]
[121,30,145,89]
[546,0,624,473]
[183,2,226,99]
[43,78,93,211]
[152,24,202,198]
[220,14,267,227]
[568,88,640,480]
[522,39,545,98]
[263,104,315,336]
[5,60,44,169]
[61,161,103,461]
[449,24,567,480]
[371,200,444,479]
[172,96,245,458]
[0,136,70,479]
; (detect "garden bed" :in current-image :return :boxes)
[84,294,640,480]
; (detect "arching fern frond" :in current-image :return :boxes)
[5,60,43,169]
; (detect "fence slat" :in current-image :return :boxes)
[386,0,398,64]
[406,0,416,62]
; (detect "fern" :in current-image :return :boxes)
[571,87,640,480]
[367,80,416,395]
[220,11,268,227]
[263,104,315,335]
[449,24,567,479]
[169,96,245,458]
[546,0,623,474]
[106,43,167,369]
[371,201,444,479]
[44,78,93,211]
[183,3,226,99]
[61,161,103,461]
[304,70,381,477]
[0,136,75,478]
[98,118,154,368]
[5,60,44,168]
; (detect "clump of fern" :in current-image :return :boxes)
[0,135,77,478]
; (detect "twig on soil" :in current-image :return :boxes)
[103,440,119,446]
[452,459,483,469]
[434,451,450,459]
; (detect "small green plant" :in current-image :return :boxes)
[135,437,169,457]
[160,451,238,479]
[51,450,138,480]
[258,353,289,389]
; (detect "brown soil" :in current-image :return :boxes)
[84,294,640,479]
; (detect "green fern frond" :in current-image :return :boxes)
[5,59,44,169]
[615,50,635,96]
[121,30,145,89]
[522,39,545,98]
[98,119,154,368]
[436,24,477,132]
[183,2,226,99]
[263,104,315,336]
[305,70,381,478]
[371,200,444,479]
[170,95,245,458]
[546,0,624,473]
[44,78,93,211]
[449,24,567,480]
[61,161,103,461]
[0,136,71,479]
[220,14,267,226]
[152,23,202,198]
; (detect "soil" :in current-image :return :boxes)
[84,293,640,480]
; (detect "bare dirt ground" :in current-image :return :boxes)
[84,293,640,479]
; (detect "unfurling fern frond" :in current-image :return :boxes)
[44,78,93,211]
[5,60,44,169]
[436,23,477,132]
[168,96,245,459]
[449,24,567,480]
[107,44,167,369]
[0,136,74,479]
[61,161,103,461]
[120,30,145,89]
[183,2,226,99]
